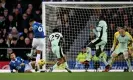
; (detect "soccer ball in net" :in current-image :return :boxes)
[38,59,45,66]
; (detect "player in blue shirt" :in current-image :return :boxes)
[9,53,32,73]
[29,19,45,72]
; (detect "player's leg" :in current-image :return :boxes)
[49,46,61,72]
[86,39,101,62]
[62,56,72,73]
[35,39,45,71]
[29,38,37,57]
[24,64,32,73]
[104,49,119,72]
[59,47,71,72]
[95,41,106,57]
[123,50,132,72]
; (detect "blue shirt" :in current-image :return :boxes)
[32,22,45,38]
[9,57,25,73]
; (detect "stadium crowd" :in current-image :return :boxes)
[0,0,41,61]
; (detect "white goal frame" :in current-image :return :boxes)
[42,2,133,72]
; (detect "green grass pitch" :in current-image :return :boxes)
[0,72,132,80]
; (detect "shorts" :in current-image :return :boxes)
[113,47,128,55]
[52,46,64,58]
[25,64,32,71]
[32,38,45,51]
[88,38,106,50]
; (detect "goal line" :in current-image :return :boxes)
[0,69,132,73]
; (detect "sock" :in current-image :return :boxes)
[30,49,34,55]
[53,63,58,70]
[36,54,41,62]
[64,62,69,68]
[125,59,132,71]
[86,47,92,61]
[101,57,108,66]
[108,57,115,67]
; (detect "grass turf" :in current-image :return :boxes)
[0,72,132,80]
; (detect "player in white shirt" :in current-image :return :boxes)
[48,28,71,73]
[86,16,107,63]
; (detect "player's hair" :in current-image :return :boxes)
[29,19,35,23]
[120,26,126,30]
[53,28,59,32]
[10,52,16,57]
[99,15,105,21]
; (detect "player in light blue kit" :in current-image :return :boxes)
[29,19,45,72]
[9,53,32,73]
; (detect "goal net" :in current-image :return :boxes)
[42,2,133,72]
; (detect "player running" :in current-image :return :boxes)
[29,19,45,72]
[86,16,107,64]
[9,53,32,73]
[48,28,72,73]
[104,27,133,72]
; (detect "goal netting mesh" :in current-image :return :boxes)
[43,2,133,72]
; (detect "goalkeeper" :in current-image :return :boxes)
[104,27,133,72]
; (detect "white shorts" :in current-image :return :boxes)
[52,46,65,58]
[88,38,106,51]
[32,38,45,51]
[25,64,32,71]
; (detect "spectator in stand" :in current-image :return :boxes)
[23,28,28,38]
[28,32,33,42]
[28,4,33,12]
[0,14,5,29]
[24,37,31,48]
[0,37,8,60]
[12,8,22,32]
[10,27,19,39]
[21,13,29,30]
[17,35,25,47]
[16,3,22,14]
[33,9,41,22]
[26,8,33,20]
[1,29,8,39]
[3,8,8,20]
[5,15,16,32]
[23,37,31,60]
[6,33,12,47]
[0,1,4,15]
[6,48,13,60]
[10,37,19,56]
[1,0,6,8]
[10,37,18,48]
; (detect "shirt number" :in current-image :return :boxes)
[38,26,43,32]
[51,34,60,41]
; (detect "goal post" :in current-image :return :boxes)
[42,2,133,72]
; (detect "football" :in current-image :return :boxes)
[38,59,45,66]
